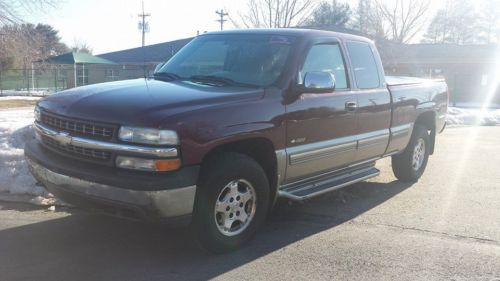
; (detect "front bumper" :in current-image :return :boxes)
[25,140,198,224]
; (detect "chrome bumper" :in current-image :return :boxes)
[26,158,196,219]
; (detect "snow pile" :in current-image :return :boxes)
[447,107,500,126]
[0,96,42,101]
[1,89,52,97]
[0,107,49,198]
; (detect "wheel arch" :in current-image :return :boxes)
[199,137,279,210]
[414,111,437,154]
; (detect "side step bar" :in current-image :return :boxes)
[278,166,380,201]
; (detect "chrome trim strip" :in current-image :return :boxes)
[26,158,195,217]
[290,141,356,165]
[288,136,357,166]
[390,123,412,139]
[386,123,414,155]
[287,130,389,167]
[35,122,178,158]
[275,149,287,185]
[357,129,390,149]
[383,151,399,157]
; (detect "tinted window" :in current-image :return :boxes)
[160,34,294,87]
[300,44,348,89]
[346,42,380,89]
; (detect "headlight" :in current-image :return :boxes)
[116,156,181,172]
[118,126,178,145]
[34,105,41,122]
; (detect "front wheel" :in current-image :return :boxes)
[191,152,270,253]
[392,125,430,182]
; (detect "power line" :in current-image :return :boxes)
[215,9,228,31]
[138,1,151,47]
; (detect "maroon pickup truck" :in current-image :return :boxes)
[25,29,448,252]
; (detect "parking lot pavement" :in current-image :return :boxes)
[0,126,499,281]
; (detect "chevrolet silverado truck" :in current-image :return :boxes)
[25,29,448,252]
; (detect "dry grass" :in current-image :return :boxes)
[0,100,37,109]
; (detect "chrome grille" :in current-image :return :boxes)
[42,136,111,161]
[41,112,114,140]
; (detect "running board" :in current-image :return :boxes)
[278,166,380,201]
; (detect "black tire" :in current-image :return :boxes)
[392,125,430,182]
[191,152,270,253]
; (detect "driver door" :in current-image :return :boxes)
[284,40,358,183]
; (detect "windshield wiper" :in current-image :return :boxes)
[187,75,258,88]
[152,72,181,81]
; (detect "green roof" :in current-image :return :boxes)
[46,52,116,65]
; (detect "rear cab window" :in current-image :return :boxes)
[346,41,381,89]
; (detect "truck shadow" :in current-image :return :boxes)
[0,179,413,281]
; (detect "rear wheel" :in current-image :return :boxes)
[392,125,430,182]
[191,152,270,253]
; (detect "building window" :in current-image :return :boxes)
[77,68,88,85]
[105,69,120,81]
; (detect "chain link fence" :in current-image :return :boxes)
[0,64,155,96]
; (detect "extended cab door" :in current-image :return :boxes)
[284,39,358,183]
[345,41,391,163]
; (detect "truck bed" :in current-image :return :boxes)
[385,75,448,145]
[386,75,445,86]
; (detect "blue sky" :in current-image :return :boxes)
[27,0,249,54]
[25,0,443,55]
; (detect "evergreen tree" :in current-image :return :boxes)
[304,0,352,28]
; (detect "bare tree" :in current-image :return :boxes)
[422,0,480,45]
[0,0,58,25]
[232,0,318,28]
[71,40,93,54]
[375,0,430,43]
[352,0,387,39]
[479,0,500,44]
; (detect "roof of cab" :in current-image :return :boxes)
[202,28,372,43]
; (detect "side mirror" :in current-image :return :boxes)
[153,62,166,74]
[303,71,336,93]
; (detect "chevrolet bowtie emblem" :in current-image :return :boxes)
[54,131,72,145]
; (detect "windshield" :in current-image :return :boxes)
[156,34,295,87]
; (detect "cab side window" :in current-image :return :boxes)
[300,44,348,89]
[346,42,381,89]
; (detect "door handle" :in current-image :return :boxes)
[345,101,358,112]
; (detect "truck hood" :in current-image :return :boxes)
[38,78,264,127]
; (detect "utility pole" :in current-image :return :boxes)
[0,32,4,96]
[215,9,228,31]
[138,1,151,47]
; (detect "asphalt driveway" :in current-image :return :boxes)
[0,126,499,281]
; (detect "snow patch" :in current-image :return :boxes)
[0,107,52,201]
[0,96,42,101]
[447,107,500,126]
[0,89,52,97]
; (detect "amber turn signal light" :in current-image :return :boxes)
[154,159,181,172]
[116,156,181,172]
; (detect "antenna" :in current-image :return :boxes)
[138,1,151,47]
[215,9,228,31]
